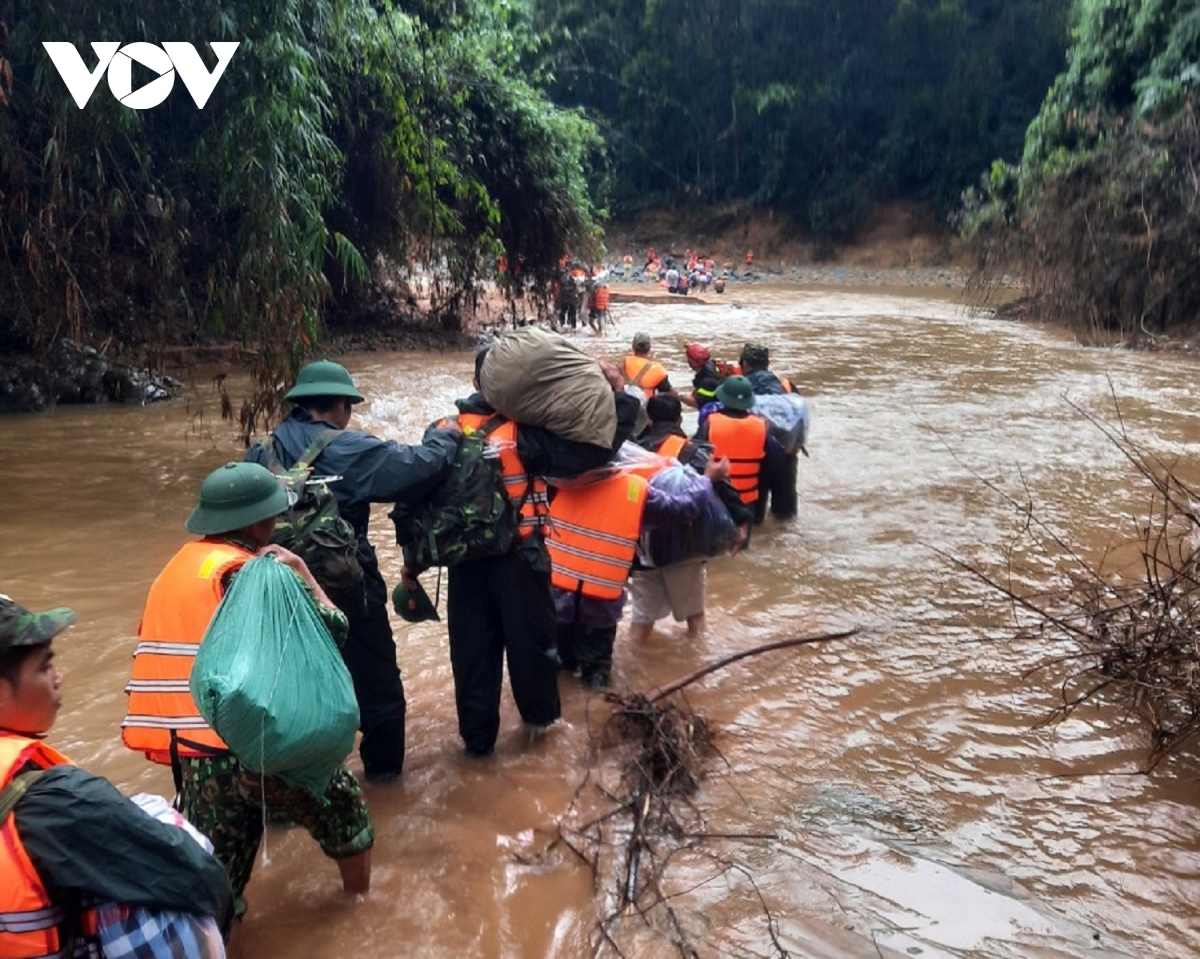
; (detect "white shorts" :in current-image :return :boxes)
[629,560,706,624]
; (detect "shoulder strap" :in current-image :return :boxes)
[630,359,653,388]
[477,415,507,440]
[0,769,46,821]
[295,429,339,471]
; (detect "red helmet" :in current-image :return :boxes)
[685,343,711,367]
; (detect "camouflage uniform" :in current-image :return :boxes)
[174,547,370,914]
[179,758,372,912]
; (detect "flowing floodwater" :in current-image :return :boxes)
[2,286,1198,958]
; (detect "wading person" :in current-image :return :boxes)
[628,394,752,642]
[122,462,374,918]
[246,360,461,783]
[693,375,781,525]
[548,452,730,688]
[739,342,801,520]
[2,594,233,957]
[401,348,561,758]
[621,332,675,399]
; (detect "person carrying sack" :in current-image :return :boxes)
[246,359,461,784]
[122,462,374,922]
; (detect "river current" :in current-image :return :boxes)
[1,285,1197,958]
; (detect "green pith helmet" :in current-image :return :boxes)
[284,360,365,404]
[715,375,756,411]
[185,462,290,535]
[392,579,440,623]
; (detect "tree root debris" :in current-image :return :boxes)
[956,395,1200,770]
[528,628,858,957]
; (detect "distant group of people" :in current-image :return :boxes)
[638,247,721,295]
[554,260,611,334]
[2,333,803,955]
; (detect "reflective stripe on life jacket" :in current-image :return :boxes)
[0,734,74,958]
[621,356,668,395]
[546,473,648,600]
[706,412,767,504]
[122,540,252,764]
[457,413,549,538]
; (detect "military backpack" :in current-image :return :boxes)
[264,430,364,598]
[390,416,521,573]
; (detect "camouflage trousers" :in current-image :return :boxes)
[179,755,374,913]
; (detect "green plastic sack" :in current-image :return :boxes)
[190,556,359,798]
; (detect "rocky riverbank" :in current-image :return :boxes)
[0,338,184,413]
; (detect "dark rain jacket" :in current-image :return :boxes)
[247,407,460,604]
[13,765,234,935]
[745,368,795,396]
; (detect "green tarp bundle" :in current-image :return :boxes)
[191,556,359,798]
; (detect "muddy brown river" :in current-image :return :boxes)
[2,286,1198,958]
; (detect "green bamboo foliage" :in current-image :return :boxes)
[0,0,603,429]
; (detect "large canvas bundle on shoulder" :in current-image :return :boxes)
[480,327,617,448]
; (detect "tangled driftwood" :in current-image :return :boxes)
[525,629,857,957]
[955,399,1200,769]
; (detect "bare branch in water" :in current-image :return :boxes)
[954,393,1200,770]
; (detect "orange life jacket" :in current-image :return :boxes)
[122,540,252,765]
[546,473,648,600]
[622,356,668,395]
[456,412,549,539]
[715,359,742,378]
[593,286,610,312]
[655,434,687,461]
[0,734,95,958]
[706,413,767,504]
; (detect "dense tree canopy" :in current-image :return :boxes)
[531,0,1071,239]
[0,0,601,428]
[964,0,1200,341]
[10,0,1184,406]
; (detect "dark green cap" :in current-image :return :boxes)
[392,579,440,623]
[285,360,365,404]
[185,462,290,535]
[715,375,756,411]
[0,594,75,652]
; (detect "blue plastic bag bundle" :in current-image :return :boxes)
[754,393,811,454]
[190,556,359,798]
[639,465,740,567]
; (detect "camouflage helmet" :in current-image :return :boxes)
[285,360,365,404]
[740,342,769,368]
[0,594,75,653]
[185,462,290,535]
